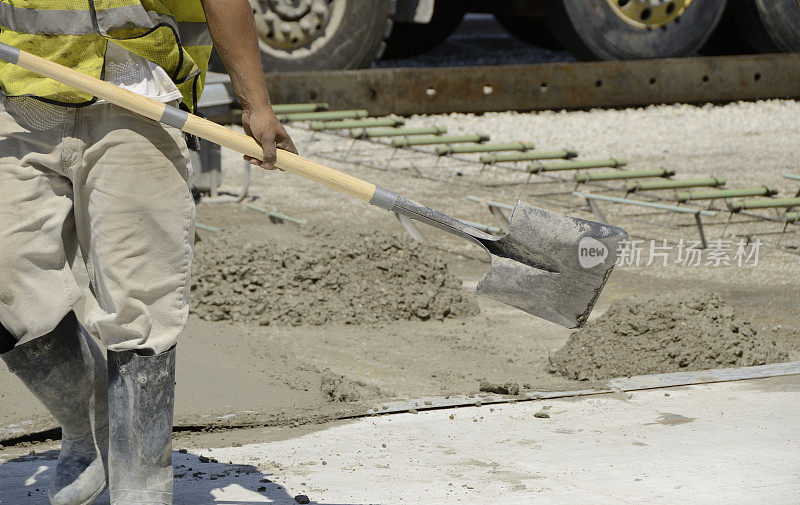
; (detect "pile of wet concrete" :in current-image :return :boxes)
[549,290,790,381]
[190,226,479,326]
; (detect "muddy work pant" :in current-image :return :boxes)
[0,98,194,354]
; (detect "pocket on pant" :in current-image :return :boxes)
[0,96,71,132]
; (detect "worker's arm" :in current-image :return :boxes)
[201,0,296,170]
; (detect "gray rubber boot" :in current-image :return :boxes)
[1,312,109,505]
[107,346,176,505]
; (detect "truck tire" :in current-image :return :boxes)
[383,2,466,59]
[730,0,800,53]
[249,0,395,72]
[493,13,562,50]
[542,0,728,60]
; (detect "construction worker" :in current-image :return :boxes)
[0,1,295,504]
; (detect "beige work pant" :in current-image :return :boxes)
[0,98,195,355]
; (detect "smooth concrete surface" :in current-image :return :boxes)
[1,376,798,504]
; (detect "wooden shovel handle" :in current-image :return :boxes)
[0,43,377,203]
[185,115,376,202]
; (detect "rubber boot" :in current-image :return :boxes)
[107,346,176,505]
[1,312,109,505]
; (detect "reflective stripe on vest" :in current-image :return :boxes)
[0,3,209,44]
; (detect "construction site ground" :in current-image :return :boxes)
[1,100,799,502]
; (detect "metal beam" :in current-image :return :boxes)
[363,362,800,417]
[466,196,514,231]
[466,195,514,211]
[575,191,715,248]
[245,204,307,225]
[395,212,425,242]
[458,219,503,235]
[574,192,717,217]
[264,54,800,116]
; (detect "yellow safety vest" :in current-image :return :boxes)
[0,1,212,112]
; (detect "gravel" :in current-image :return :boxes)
[401,100,800,187]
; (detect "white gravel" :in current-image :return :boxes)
[403,99,800,193]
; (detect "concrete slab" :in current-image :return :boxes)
[1,375,798,504]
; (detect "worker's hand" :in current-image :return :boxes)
[241,108,297,171]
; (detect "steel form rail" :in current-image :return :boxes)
[6,362,799,443]
[265,53,800,116]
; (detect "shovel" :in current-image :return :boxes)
[0,43,627,328]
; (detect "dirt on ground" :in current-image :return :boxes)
[191,226,479,326]
[549,289,796,381]
[173,317,385,428]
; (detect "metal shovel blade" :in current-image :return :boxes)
[474,202,627,328]
[377,191,628,329]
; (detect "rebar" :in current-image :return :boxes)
[626,177,726,193]
[575,167,675,183]
[530,158,627,173]
[351,126,446,138]
[195,223,221,233]
[457,219,503,235]
[311,117,404,131]
[728,197,800,212]
[278,109,368,122]
[466,195,515,211]
[246,204,307,225]
[675,186,779,202]
[272,103,329,114]
[436,142,536,156]
[480,150,577,164]
[392,134,490,147]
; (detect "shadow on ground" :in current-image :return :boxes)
[0,449,368,505]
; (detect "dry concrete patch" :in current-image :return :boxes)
[190,225,479,326]
[549,289,791,381]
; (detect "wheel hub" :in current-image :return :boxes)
[266,0,312,21]
[606,0,693,29]
[252,0,344,53]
